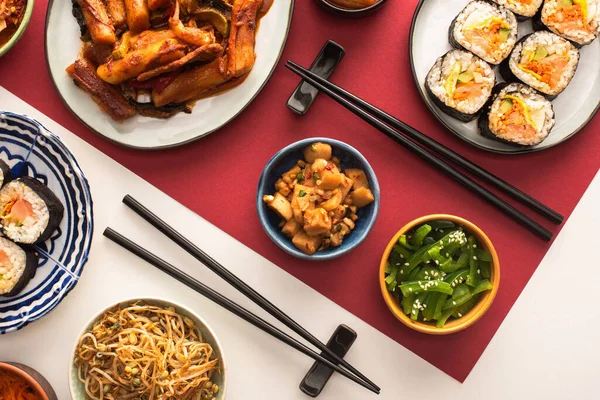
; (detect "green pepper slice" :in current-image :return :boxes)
[466,236,479,287]
[402,293,415,315]
[423,292,441,321]
[436,308,455,328]
[440,252,469,273]
[472,279,493,296]
[410,292,428,321]
[479,261,491,279]
[433,293,448,320]
[452,294,480,318]
[443,283,472,310]
[399,280,453,297]
[398,235,418,251]
[412,224,432,247]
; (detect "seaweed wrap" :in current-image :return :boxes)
[449,1,519,64]
[0,177,64,244]
[533,0,600,47]
[0,160,12,188]
[0,237,38,297]
[426,50,496,122]
[479,83,555,146]
[500,31,579,99]
[490,0,544,20]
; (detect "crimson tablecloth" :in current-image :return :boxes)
[1,0,599,382]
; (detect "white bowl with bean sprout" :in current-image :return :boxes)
[69,297,226,400]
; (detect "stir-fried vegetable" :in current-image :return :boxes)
[263,142,376,255]
[67,0,267,120]
[385,220,494,328]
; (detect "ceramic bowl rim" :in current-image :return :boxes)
[0,0,35,57]
[0,361,50,400]
[378,214,500,335]
[256,137,380,261]
[68,297,227,399]
[314,0,388,15]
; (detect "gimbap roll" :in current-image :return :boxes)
[500,32,579,99]
[479,83,555,146]
[0,160,12,188]
[426,50,496,122]
[491,0,544,20]
[0,237,38,297]
[534,0,600,47]
[0,177,64,244]
[449,1,519,64]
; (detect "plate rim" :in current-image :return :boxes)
[0,111,94,334]
[43,0,296,151]
[408,0,600,155]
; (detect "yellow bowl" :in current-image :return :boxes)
[379,214,500,335]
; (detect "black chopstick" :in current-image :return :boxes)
[286,61,563,225]
[285,62,554,242]
[121,195,381,392]
[103,228,380,395]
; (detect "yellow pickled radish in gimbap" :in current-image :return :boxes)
[0,160,12,189]
[0,177,64,244]
[449,1,519,64]
[426,50,496,122]
[502,31,579,98]
[491,0,544,19]
[479,83,555,146]
[0,237,38,297]
[537,0,600,46]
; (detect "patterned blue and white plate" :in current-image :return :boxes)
[0,112,93,334]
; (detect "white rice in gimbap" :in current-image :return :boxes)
[505,31,579,97]
[538,0,600,46]
[0,177,64,244]
[450,1,519,64]
[491,0,544,18]
[0,237,37,297]
[479,83,555,146]
[426,50,496,121]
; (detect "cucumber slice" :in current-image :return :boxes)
[457,71,474,83]
[499,99,513,114]
[499,27,510,42]
[533,46,549,61]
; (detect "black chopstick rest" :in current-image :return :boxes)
[287,40,345,115]
[300,324,358,397]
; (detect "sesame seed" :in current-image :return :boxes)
[400,254,404,259]
[453,301,456,305]
[409,288,413,292]
[404,263,409,266]
[473,244,477,248]
[458,313,463,317]
[400,269,404,274]
[473,256,478,260]
[477,269,481,274]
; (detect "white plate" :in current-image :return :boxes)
[410,0,600,154]
[45,0,294,150]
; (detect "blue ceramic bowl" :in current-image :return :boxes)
[257,138,380,261]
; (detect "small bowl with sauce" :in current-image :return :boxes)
[0,0,34,57]
[314,0,388,17]
[0,362,58,400]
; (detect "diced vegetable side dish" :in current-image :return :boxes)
[384,221,494,328]
[263,142,375,255]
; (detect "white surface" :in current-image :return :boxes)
[0,87,599,399]
[411,0,600,153]
[45,0,293,149]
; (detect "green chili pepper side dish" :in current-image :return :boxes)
[384,221,494,328]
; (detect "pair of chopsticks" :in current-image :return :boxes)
[104,195,380,394]
[285,61,564,241]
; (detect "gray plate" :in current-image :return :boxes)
[410,0,600,154]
